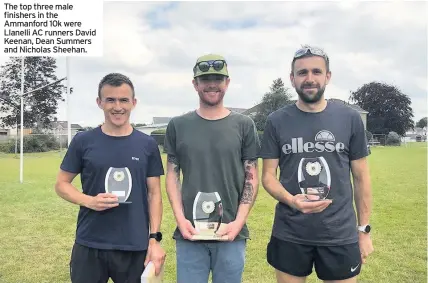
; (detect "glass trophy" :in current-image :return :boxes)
[191,192,228,241]
[105,167,132,204]
[298,157,331,201]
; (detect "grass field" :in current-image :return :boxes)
[0,143,426,283]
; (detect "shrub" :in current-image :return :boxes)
[150,132,165,146]
[386,131,401,146]
[0,140,15,153]
[151,129,166,134]
[0,135,60,153]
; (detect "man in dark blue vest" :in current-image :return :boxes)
[55,73,166,283]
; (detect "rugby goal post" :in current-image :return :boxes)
[16,56,70,183]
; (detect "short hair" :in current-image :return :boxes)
[98,73,135,98]
[291,45,330,74]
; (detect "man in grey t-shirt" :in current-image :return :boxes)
[259,45,374,283]
[164,54,260,283]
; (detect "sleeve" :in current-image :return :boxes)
[147,138,165,177]
[60,133,83,174]
[241,118,260,160]
[258,115,280,159]
[163,119,177,158]
[349,111,370,161]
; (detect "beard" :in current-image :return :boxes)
[296,83,326,104]
[198,87,225,107]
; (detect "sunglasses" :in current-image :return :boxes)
[194,60,226,72]
[294,47,329,62]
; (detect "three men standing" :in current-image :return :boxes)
[56,47,373,283]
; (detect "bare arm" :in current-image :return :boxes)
[165,154,197,239]
[55,169,118,211]
[351,157,372,226]
[147,176,163,233]
[235,159,259,225]
[165,155,185,223]
[55,170,91,206]
[261,159,292,205]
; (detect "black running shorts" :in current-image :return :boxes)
[267,236,362,281]
[69,243,147,283]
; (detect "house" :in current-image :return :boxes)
[45,121,83,138]
[6,128,33,136]
[0,128,9,141]
[0,127,32,143]
[136,117,172,135]
[405,127,427,142]
[327,98,369,129]
[241,99,369,130]
[136,108,248,135]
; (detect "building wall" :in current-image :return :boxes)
[7,128,32,136]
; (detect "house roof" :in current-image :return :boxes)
[327,98,368,113]
[152,117,172,124]
[241,98,368,115]
[50,121,83,129]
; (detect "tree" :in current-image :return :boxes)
[0,57,66,130]
[253,78,293,131]
[416,117,427,129]
[349,82,414,136]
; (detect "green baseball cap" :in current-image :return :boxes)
[193,54,229,78]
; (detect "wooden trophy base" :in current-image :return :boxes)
[191,221,229,241]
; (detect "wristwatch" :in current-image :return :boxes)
[149,232,163,242]
[358,224,371,234]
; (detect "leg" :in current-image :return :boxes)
[210,240,246,283]
[108,249,147,283]
[69,243,109,283]
[176,239,211,283]
[266,236,314,283]
[314,242,361,283]
[275,270,307,283]
[324,278,357,283]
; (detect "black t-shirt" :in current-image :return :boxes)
[258,102,370,246]
[60,127,164,251]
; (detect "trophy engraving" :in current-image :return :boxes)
[298,157,331,201]
[191,192,228,241]
[105,167,132,204]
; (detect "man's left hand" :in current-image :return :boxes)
[215,220,244,241]
[359,233,374,264]
[144,239,166,276]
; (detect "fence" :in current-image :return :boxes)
[370,134,386,146]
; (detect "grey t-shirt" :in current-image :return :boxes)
[258,102,370,246]
[164,111,260,241]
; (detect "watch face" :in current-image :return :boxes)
[365,225,371,233]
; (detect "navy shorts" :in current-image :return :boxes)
[69,243,147,283]
[267,236,362,281]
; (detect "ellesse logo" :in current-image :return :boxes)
[282,130,345,154]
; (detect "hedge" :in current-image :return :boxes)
[0,135,62,153]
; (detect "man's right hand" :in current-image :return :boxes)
[289,194,332,214]
[85,193,119,211]
[177,219,198,240]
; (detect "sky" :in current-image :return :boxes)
[0,1,427,127]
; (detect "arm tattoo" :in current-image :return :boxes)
[240,159,257,204]
[167,155,182,189]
